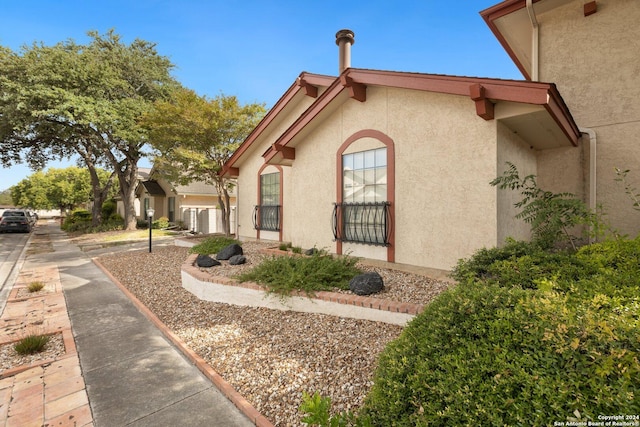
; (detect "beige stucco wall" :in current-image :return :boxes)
[495,122,537,244]
[278,86,504,270]
[537,0,640,237]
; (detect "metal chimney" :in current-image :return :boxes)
[335,29,355,74]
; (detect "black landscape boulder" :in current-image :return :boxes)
[216,243,244,260]
[196,254,221,268]
[349,272,384,296]
[228,255,247,265]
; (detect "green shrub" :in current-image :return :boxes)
[14,334,51,355]
[61,209,92,232]
[101,199,117,219]
[278,242,291,251]
[358,237,640,425]
[189,236,240,255]
[236,252,361,296]
[300,392,372,427]
[491,162,598,250]
[153,216,170,229]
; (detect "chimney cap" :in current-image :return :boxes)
[335,29,355,45]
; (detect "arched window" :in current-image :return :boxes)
[334,130,395,260]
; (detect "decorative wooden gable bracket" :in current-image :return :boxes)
[340,74,367,102]
[274,144,295,160]
[297,77,318,98]
[225,167,239,177]
[469,83,495,120]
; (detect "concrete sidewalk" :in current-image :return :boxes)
[1,222,262,426]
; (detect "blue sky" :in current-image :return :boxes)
[0,0,522,192]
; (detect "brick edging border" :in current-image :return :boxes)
[92,258,274,427]
[182,253,425,316]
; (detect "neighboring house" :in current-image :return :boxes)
[221,0,640,272]
[134,166,236,234]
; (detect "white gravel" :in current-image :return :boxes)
[97,242,453,426]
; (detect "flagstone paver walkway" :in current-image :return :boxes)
[0,265,93,427]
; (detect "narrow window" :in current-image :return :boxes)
[168,197,175,222]
[254,172,281,231]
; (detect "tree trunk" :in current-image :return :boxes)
[87,165,114,227]
[116,162,139,231]
[213,178,233,236]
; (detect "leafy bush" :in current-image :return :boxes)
[14,334,50,355]
[101,199,117,219]
[153,216,170,229]
[300,392,371,427]
[61,209,92,232]
[358,237,640,425]
[491,162,596,250]
[189,236,240,255]
[237,252,361,296]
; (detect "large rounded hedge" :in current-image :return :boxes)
[361,238,639,425]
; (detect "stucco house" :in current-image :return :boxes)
[121,166,236,233]
[221,0,639,272]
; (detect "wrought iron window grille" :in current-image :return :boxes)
[332,202,391,246]
[253,205,281,231]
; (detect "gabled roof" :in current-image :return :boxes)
[221,67,580,176]
[221,72,335,177]
[480,0,574,80]
[172,181,218,196]
[140,180,166,196]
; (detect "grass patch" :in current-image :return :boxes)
[14,334,50,355]
[101,229,174,242]
[27,281,45,293]
[236,252,362,296]
[189,236,240,255]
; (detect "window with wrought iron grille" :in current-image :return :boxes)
[253,172,280,231]
[334,147,390,245]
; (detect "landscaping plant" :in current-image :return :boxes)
[491,162,595,250]
[27,281,45,293]
[237,251,361,297]
[14,334,51,355]
[189,236,241,255]
[359,237,639,425]
[300,237,639,426]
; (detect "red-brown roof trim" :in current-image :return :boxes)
[225,66,579,173]
[271,68,579,150]
[480,0,543,81]
[220,72,334,178]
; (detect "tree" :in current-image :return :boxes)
[143,88,266,235]
[0,30,178,229]
[10,166,114,214]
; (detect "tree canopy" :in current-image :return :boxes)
[10,166,114,212]
[0,30,179,229]
[143,88,266,234]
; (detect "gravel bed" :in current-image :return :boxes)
[0,334,65,374]
[97,242,454,426]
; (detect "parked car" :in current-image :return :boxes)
[0,209,32,233]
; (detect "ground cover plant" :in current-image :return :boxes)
[14,333,51,355]
[188,236,240,255]
[237,251,362,297]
